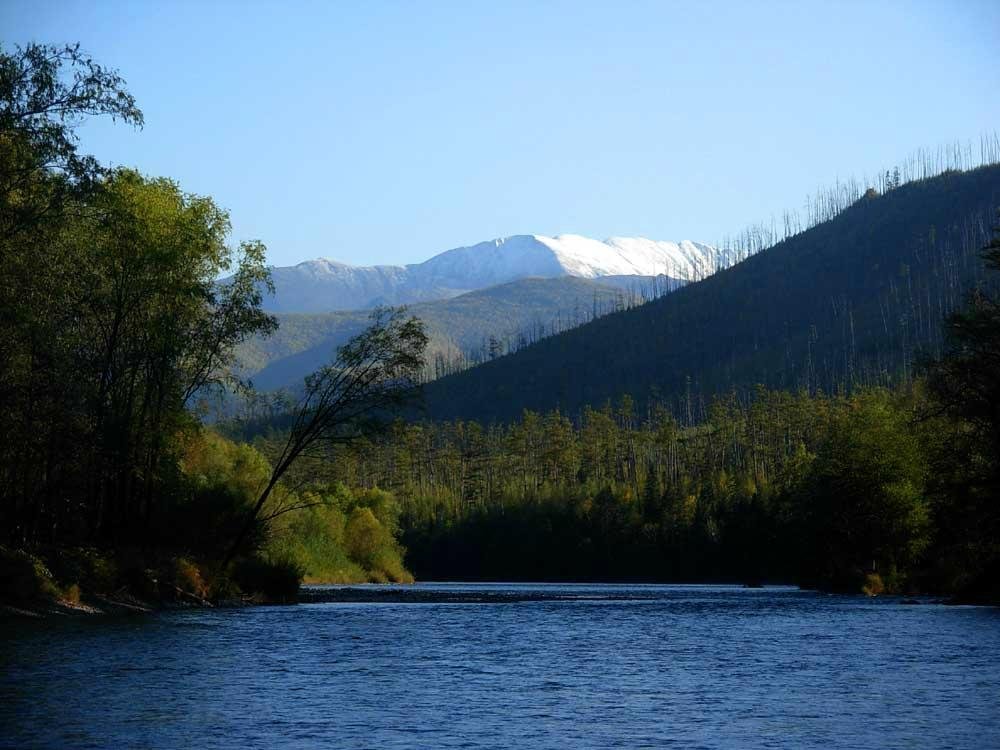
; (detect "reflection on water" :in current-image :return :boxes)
[2,584,999,749]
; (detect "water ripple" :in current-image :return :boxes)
[2,584,999,749]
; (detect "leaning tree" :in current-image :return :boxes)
[222,307,428,566]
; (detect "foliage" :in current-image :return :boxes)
[0,546,61,602]
[801,390,929,591]
[0,167,276,548]
[285,386,962,592]
[171,557,210,600]
[921,217,1000,601]
[0,42,143,243]
[264,485,413,584]
[231,555,303,602]
[222,306,427,566]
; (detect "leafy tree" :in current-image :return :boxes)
[802,391,929,591]
[923,216,1000,597]
[223,308,427,565]
[925,219,1000,469]
[1,167,276,545]
[0,42,142,243]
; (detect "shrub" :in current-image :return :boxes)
[0,546,61,602]
[170,557,210,600]
[862,572,885,597]
[345,507,393,569]
[44,547,120,594]
[160,484,265,558]
[231,555,302,602]
[62,584,82,605]
[370,549,415,584]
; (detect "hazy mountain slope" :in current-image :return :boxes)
[419,165,1000,423]
[260,234,718,312]
[265,261,412,313]
[238,276,651,391]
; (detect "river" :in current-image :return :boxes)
[2,584,999,749]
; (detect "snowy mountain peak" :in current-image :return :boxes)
[263,233,725,313]
[530,234,721,280]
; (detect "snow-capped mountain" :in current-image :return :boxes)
[263,234,725,313]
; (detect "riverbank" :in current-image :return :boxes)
[0,544,301,620]
[6,583,996,620]
[0,586,272,621]
[5,539,996,619]
[2,592,154,620]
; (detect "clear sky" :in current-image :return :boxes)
[3,0,999,268]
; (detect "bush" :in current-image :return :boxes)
[265,487,415,584]
[62,583,82,605]
[0,546,61,602]
[369,549,415,584]
[231,555,302,602]
[44,547,119,594]
[170,557,210,600]
[160,484,265,559]
[862,572,885,597]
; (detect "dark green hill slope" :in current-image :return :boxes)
[238,276,657,391]
[420,165,1000,423]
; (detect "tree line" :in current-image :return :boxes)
[428,276,684,380]
[715,134,1000,265]
[277,356,996,597]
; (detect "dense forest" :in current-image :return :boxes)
[240,347,1000,599]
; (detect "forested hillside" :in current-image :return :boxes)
[238,275,674,391]
[421,165,1000,423]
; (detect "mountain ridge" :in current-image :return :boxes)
[238,275,665,392]
[416,165,1000,423]
[262,234,720,312]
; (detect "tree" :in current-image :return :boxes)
[803,390,929,591]
[0,167,276,546]
[922,214,1000,598]
[0,42,142,244]
[925,218,1000,464]
[223,308,428,565]
[0,43,147,545]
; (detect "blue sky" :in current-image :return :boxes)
[3,0,999,268]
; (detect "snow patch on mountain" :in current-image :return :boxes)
[261,234,724,312]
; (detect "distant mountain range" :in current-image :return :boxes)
[262,234,724,313]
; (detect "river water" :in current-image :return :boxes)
[2,584,999,749]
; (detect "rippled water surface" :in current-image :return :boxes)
[3,584,1000,749]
